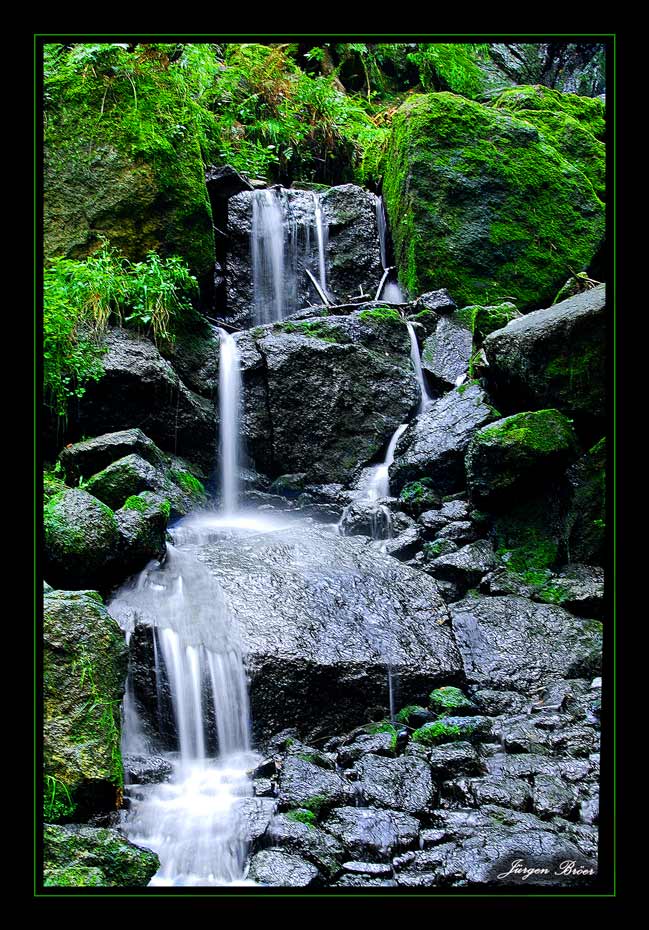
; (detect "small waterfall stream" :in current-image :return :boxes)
[375,195,406,304]
[406,321,431,411]
[218,328,242,514]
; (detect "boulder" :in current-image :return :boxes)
[263,814,345,880]
[44,490,121,589]
[421,315,473,387]
[43,824,159,887]
[74,328,216,470]
[427,540,498,589]
[278,756,352,814]
[59,429,166,485]
[450,594,602,694]
[84,454,203,515]
[43,590,128,820]
[483,285,606,419]
[246,328,418,483]
[465,409,578,505]
[355,754,436,816]
[390,384,494,495]
[186,522,461,741]
[427,743,483,779]
[115,493,170,571]
[383,92,604,310]
[247,848,320,887]
[321,185,384,302]
[563,438,606,564]
[322,807,420,862]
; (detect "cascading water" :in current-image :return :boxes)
[406,321,431,412]
[312,191,329,298]
[218,328,242,514]
[375,195,406,304]
[110,544,256,886]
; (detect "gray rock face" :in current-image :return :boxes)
[59,429,166,484]
[390,384,494,494]
[263,814,345,880]
[196,522,461,740]
[552,564,605,617]
[250,329,418,483]
[483,285,606,419]
[226,184,383,327]
[427,742,483,778]
[337,731,395,767]
[84,454,202,517]
[450,594,603,694]
[422,315,473,387]
[115,493,169,572]
[322,807,420,862]
[278,756,352,813]
[123,753,173,785]
[248,848,320,887]
[76,328,216,469]
[355,754,436,815]
[427,540,498,588]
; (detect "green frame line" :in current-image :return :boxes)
[33,32,616,899]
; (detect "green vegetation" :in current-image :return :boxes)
[122,495,148,513]
[358,307,403,324]
[73,652,124,793]
[429,686,473,713]
[44,242,198,418]
[395,704,425,724]
[277,320,345,343]
[411,720,466,746]
[171,469,205,497]
[423,540,453,559]
[299,795,327,817]
[44,775,76,822]
[285,808,317,827]
[399,479,439,513]
[44,467,68,503]
[366,720,399,751]
[475,409,576,456]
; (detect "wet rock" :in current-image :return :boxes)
[205,163,252,198]
[427,540,498,589]
[466,410,578,505]
[419,509,449,537]
[237,797,278,847]
[450,594,603,694]
[198,524,462,741]
[421,315,473,387]
[59,429,166,485]
[334,874,397,887]
[44,489,121,590]
[254,778,275,797]
[75,328,216,469]
[278,756,351,814]
[339,500,394,539]
[441,499,471,521]
[415,289,457,316]
[382,527,423,561]
[166,324,220,398]
[435,521,477,543]
[456,775,532,811]
[563,439,606,564]
[43,824,159,887]
[485,753,557,779]
[123,754,173,785]
[473,689,529,715]
[427,742,483,778]
[321,185,384,303]
[43,590,128,820]
[248,848,320,887]
[551,564,605,617]
[337,731,395,767]
[342,860,393,875]
[264,814,345,879]
[390,384,494,495]
[322,807,420,862]
[355,754,436,815]
[115,493,170,572]
[483,285,606,419]
[533,775,578,819]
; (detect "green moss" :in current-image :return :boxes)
[475,409,576,456]
[429,686,473,712]
[285,809,317,828]
[494,502,560,575]
[383,92,604,311]
[400,479,435,503]
[423,540,452,559]
[123,495,148,513]
[537,583,571,605]
[171,469,205,497]
[412,720,465,746]
[44,469,68,503]
[358,307,403,324]
[277,320,345,343]
[44,866,106,887]
[491,85,605,140]
[395,704,425,724]
[365,721,399,751]
[43,775,76,823]
[299,795,327,817]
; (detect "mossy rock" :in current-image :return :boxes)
[383,91,604,311]
[44,46,214,292]
[44,489,121,589]
[455,302,522,346]
[428,686,476,716]
[116,491,170,570]
[564,437,606,564]
[43,824,159,887]
[399,479,441,516]
[43,590,128,821]
[490,85,605,140]
[466,409,578,505]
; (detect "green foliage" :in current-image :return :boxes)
[44,775,76,822]
[394,704,425,724]
[277,320,345,343]
[406,44,489,98]
[399,479,436,505]
[365,721,399,750]
[73,652,124,791]
[44,467,68,503]
[171,469,205,497]
[285,809,317,828]
[44,242,198,418]
[476,409,576,456]
[122,495,148,513]
[358,306,403,324]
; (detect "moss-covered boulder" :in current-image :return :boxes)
[43,824,159,887]
[564,438,606,564]
[116,492,170,570]
[44,489,121,589]
[44,44,214,292]
[382,91,604,310]
[483,285,606,420]
[466,409,578,505]
[59,429,166,485]
[43,590,128,822]
[491,85,605,199]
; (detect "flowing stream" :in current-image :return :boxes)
[218,328,242,514]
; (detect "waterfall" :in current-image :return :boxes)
[218,328,241,514]
[312,191,329,297]
[366,423,408,503]
[251,189,294,323]
[406,322,431,412]
[110,543,255,886]
[375,195,406,303]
